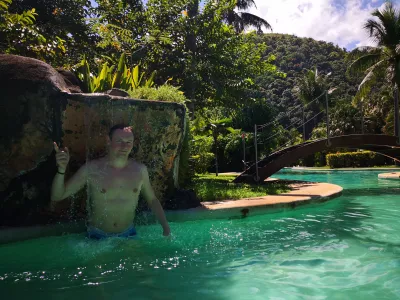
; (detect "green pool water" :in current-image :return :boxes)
[1,170,400,299]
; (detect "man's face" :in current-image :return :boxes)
[109,128,134,158]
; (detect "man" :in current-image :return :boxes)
[51,124,170,239]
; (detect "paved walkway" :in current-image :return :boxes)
[202,181,342,210]
[378,172,400,180]
[166,180,343,222]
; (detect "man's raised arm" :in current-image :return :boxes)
[51,142,87,208]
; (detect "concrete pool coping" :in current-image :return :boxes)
[283,167,400,171]
[165,181,342,222]
[0,180,343,245]
[378,172,400,180]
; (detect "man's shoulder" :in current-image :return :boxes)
[128,159,147,171]
[84,158,105,170]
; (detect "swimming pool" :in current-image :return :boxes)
[1,170,399,299]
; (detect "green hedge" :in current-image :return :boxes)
[326,151,386,168]
[191,153,214,174]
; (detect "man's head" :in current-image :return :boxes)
[108,124,134,158]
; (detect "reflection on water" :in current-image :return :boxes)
[1,170,400,299]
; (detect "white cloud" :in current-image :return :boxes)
[248,0,399,50]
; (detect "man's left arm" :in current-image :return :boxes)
[141,165,170,236]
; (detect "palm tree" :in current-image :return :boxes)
[347,1,400,138]
[202,118,239,176]
[224,0,272,33]
[294,68,335,140]
[295,68,329,107]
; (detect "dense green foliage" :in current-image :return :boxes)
[2,0,398,177]
[326,151,389,168]
[0,0,66,63]
[347,2,400,137]
[8,0,93,66]
[254,34,358,139]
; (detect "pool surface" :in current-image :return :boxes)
[1,170,400,299]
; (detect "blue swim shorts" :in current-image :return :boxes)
[87,224,137,239]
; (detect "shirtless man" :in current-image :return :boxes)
[50,124,170,239]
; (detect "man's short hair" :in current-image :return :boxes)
[108,124,133,140]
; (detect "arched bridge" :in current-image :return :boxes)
[234,134,400,183]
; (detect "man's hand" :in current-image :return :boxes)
[54,142,70,172]
[163,228,171,237]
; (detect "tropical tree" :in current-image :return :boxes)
[294,68,335,139]
[91,0,146,55]
[143,0,281,110]
[224,0,272,33]
[201,117,239,176]
[0,0,66,63]
[346,1,400,138]
[8,0,93,66]
[294,68,330,107]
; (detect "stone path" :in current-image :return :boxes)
[201,181,342,210]
[166,180,343,222]
[378,172,400,180]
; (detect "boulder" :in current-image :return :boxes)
[0,54,70,226]
[0,54,69,225]
[0,54,187,227]
[57,69,83,93]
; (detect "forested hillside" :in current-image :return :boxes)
[255,34,356,138]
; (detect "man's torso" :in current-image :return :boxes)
[85,158,144,233]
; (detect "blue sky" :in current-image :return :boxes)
[90,0,399,50]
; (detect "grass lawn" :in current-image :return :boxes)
[190,174,290,202]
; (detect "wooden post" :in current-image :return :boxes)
[254,124,259,182]
[325,91,330,146]
[302,106,306,141]
[242,133,246,172]
[394,86,399,143]
[361,99,364,134]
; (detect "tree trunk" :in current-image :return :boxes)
[394,84,399,142]
[214,133,219,176]
[185,0,199,116]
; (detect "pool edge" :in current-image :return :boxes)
[0,182,343,245]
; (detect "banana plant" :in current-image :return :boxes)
[75,53,157,93]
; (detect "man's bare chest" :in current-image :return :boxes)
[88,167,142,195]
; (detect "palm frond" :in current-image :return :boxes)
[347,52,383,77]
[368,2,400,48]
[353,61,386,103]
[214,118,233,125]
[238,12,272,33]
[364,19,387,45]
[236,0,257,10]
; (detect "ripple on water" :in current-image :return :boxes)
[1,170,400,299]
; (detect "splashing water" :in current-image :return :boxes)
[1,170,400,299]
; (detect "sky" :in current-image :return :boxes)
[248,0,400,50]
[89,0,400,51]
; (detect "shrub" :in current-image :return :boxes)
[191,153,215,174]
[326,151,387,168]
[129,85,186,103]
[190,135,214,174]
